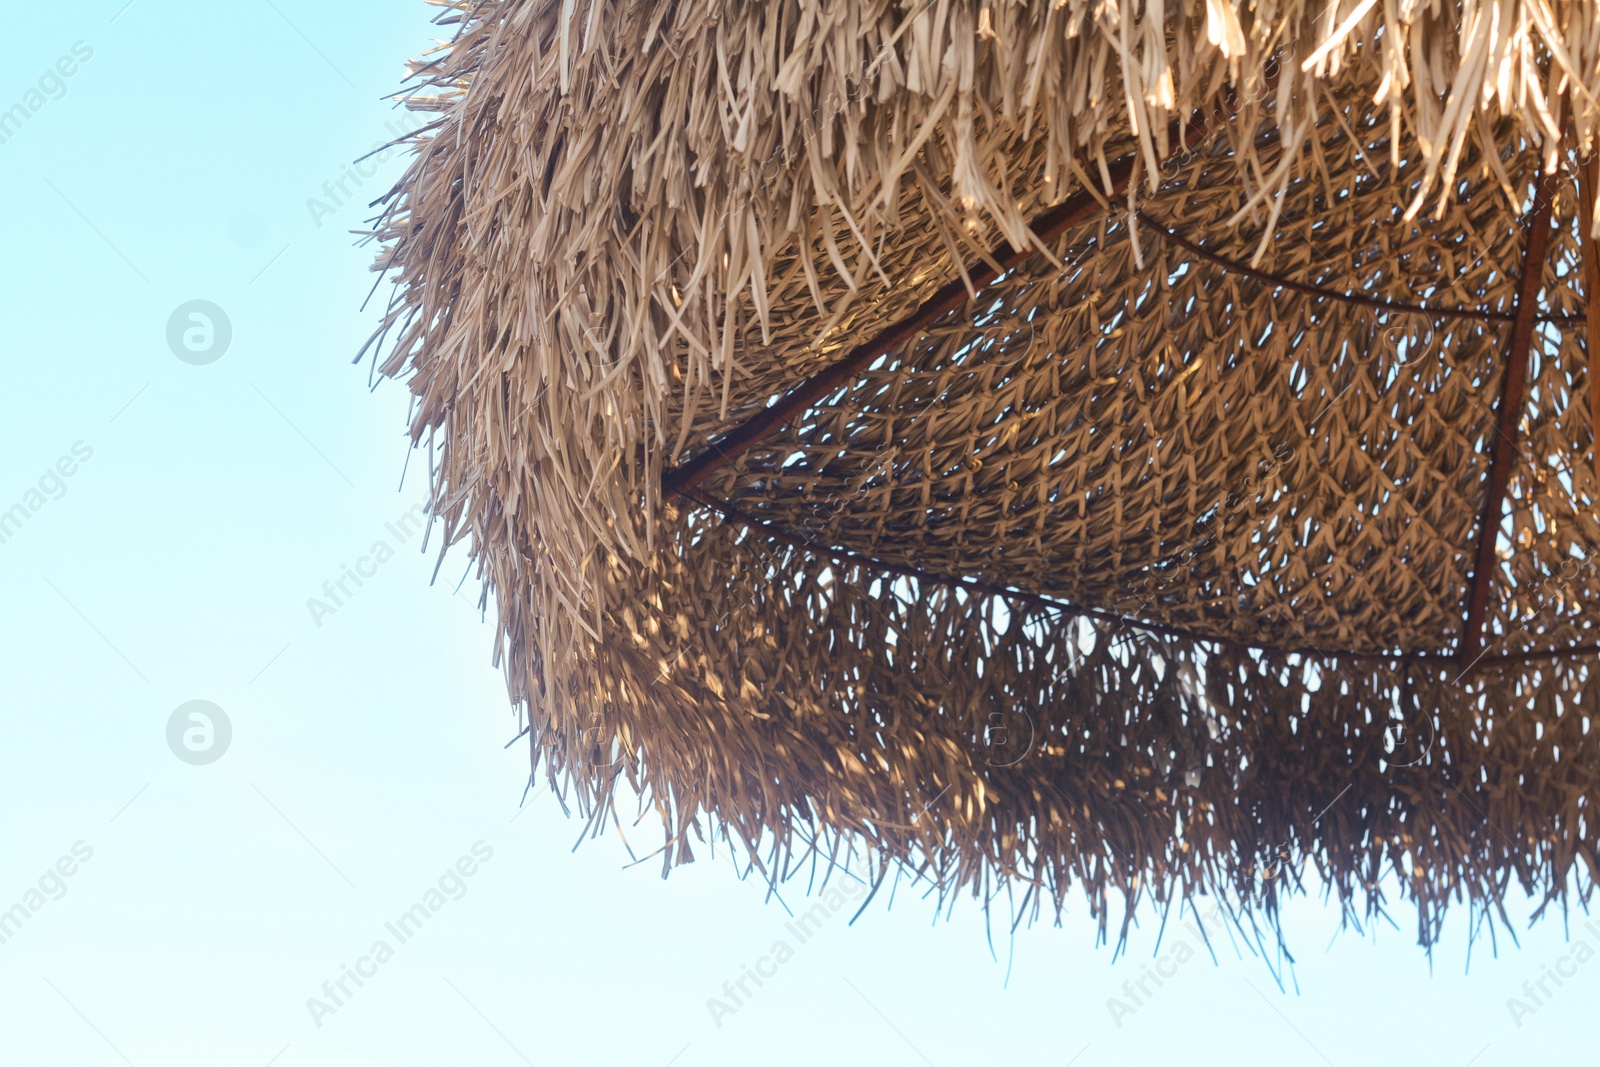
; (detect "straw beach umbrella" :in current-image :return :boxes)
[368,1,1600,946]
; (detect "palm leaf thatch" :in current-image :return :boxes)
[367,0,1600,947]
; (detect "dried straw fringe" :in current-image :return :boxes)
[363,0,1600,944]
[371,0,1600,661]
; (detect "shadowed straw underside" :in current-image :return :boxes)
[367,1,1600,949]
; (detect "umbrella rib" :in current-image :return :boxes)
[661,193,1113,494]
[661,104,1226,496]
[1459,172,1559,669]
[1578,153,1600,489]
[1136,209,1581,326]
[681,483,1598,666]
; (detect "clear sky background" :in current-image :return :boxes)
[0,3,1595,1065]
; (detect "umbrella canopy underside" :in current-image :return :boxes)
[372,1,1600,945]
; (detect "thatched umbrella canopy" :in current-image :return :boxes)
[370,1,1600,945]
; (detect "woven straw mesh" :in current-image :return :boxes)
[706,92,1595,656]
[371,1,1600,944]
[1493,308,1600,657]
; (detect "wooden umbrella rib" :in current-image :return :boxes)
[1459,173,1559,668]
[662,107,1223,495]
[1579,153,1600,488]
[680,483,1331,657]
[684,484,1600,667]
[1138,210,1581,326]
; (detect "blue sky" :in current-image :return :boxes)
[0,3,1595,1065]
